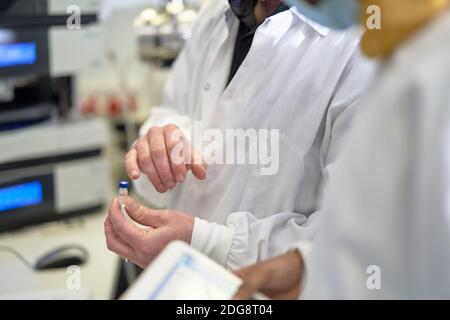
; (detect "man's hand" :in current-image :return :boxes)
[233,251,304,300]
[125,124,207,193]
[104,196,194,268]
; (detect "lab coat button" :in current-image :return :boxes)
[204,83,211,91]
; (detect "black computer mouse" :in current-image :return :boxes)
[34,245,88,271]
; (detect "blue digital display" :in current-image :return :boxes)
[0,43,37,68]
[0,181,43,212]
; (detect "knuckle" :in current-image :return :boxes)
[172,165,185,175]
[134,206,146,223]
[148,126,160,138]
[166,137,180,150]
[165,124,177,132]
[135,137,145,149]
[155,185,166,193]
[138,243,149,255]
[114,223,124,235]
[159,168,173,180]
[140,155,153,169]
[167,130,184,145]
[151,177,163,189]
[105,239,113,251]
[159,210,170,223]
[169,151,185,167]
[150,146,166,160]
[134,141,145,156]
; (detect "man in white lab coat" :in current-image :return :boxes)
[233,0,450,299]
[104,0,377,270]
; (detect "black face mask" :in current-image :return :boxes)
[0,0,14,11]
[228,0,259,29]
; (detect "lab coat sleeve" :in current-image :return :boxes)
[191,212,322,270]
[191,48,379,270]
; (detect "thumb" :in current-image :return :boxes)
[125,197,165,228]
[233,267,272,300]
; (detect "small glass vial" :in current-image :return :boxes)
[118,180,149,232]
[118,181,128,208]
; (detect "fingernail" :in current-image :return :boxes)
[166,181,176,189]
[199,166,207,177]
[176,174,185,182]
[156,184,166,192]
[131,170,139,179]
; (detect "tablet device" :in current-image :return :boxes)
[120,241,260,300]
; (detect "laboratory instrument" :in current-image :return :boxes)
[133,0,201,65]
[0,1,108,233]
[0,119,110,233]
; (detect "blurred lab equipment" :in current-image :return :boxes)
[0,0,111,233]
[0,0,207,299]
[0,0,103,127]
[0,119,109,233]
[0,1,140,300]
[133,0,201,65]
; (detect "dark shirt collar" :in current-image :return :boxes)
[228,0,290,31]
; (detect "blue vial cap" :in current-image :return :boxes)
[119,181,129,188]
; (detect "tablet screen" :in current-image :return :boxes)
[149,253,239,300]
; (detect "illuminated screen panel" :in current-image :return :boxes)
[0,42,37,68]
[0,181,43,212]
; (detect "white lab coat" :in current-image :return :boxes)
[301,10,450,299]
[135,0,378,269]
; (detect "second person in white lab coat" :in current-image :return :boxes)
[233,0,450,299]
[104,0,378,270]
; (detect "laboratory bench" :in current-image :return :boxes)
[0,210,120,300]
